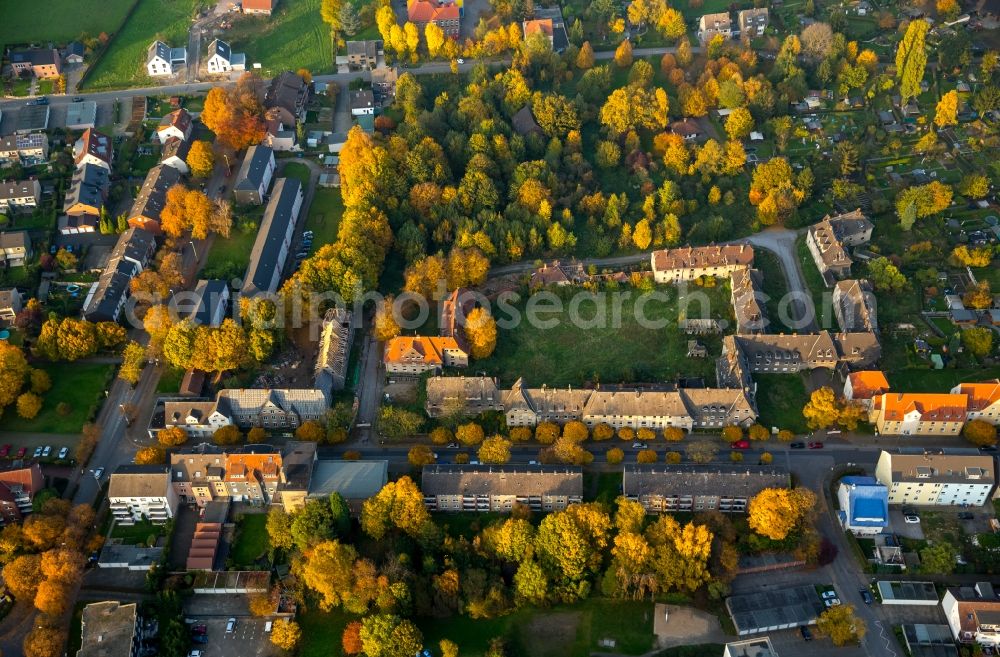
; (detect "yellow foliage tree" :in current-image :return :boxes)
[934,90,959,128]
[186,140,215,178]
[134,446,166,464]
[464,307,497,359]
[271,619,302,651]
[817,604,866,646]
[478,436,512,464]
[614,39,633,68]
[747,487,816,540]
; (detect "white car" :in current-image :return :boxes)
[93,467,105,480]
[446,443,460,449]
[57,447,69,459]
[824,598,841,607]
[821,590,837,599]
[631,442,648,449]
[457,58,464,64]
[904,515,921,524]
[41,445,52,457]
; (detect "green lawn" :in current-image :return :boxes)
[0,0,134,50]
[281,162,312,187]
[304,187,343,252]
[299,608,353,657]
[752,373,809,434]
[157,367,185,394]
[0,363,113,434]
[794,234,829,328]
[419,598,655,657]
[886,367,1000,393]
[229,513,269,569]
[203,221,258,281]
[753,248,792,332]
[110,519,164,546]
[82,0,202,90]
[474,283,731,387]
[222,0,334,76]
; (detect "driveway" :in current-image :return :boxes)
[745,227,817,331]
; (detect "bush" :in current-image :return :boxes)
[342,450,362,460]
[618,427,635,441]
[721,426,743,442]
[760,452,774,464]
[606,447,624,464]
[748,424,770,441]
[55,402,72,417]
[730,451,744,462]
[665,451,681,464]
[636,449,657,463]
[454,453,470,464]
[963,419,997,447]
[777,429,795,442]
[592,423,615,441]
[637,427,656,441]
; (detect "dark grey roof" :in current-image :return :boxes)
[265,71,308,117]
[11,48,58,66]
[83,261,134,322]
[180,279,229,325]
[148,40,170,62]
[421,464,584,497]
[209,38,231,61]
[623,464,790,498]
[129,164,181,221]
[242,177,301,296]
[161,137,192,163]
[63,163,109,212]
[726,585,825,634]
[16,106,49,133]
[0,231,30,251]
[111,227,156,265]
[65,41,85,57]
[349,89,374,110]
[234,145,273,190]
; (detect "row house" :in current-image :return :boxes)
[873,392,968,436]
[407,0,461,38]
[108,465,178,525]
[721,331,881,374]
[843,370,891,415]
[582,389,694,431]
[952,380,1000,425]
[874,451,996,507]
[62,163,109,229]
[805,209,874,282]
[422,465,583,513]
[82,228,157,321]
[163,400,232,439]
[650,244,754,283]
[0,231,31,267]
[241,177,302,296]
[264,71,309,130]
[425,375,502,418]
[233,144,276,205]
[217,387,328,429]
[698,12,732,43]
[128,164,182,233]
[0,133,48,165]
[623,464,790,514]
[383,335,469,376]
[160,137,192,174]
[0,179,40,213]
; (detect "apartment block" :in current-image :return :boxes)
[650,244,754,283]
[624,464,790,514]
[805,209,874,281]
[874,451,996,506]
[77,601,140,657]
[425,375,502,418]
[108,465,178,525]
[383,335,469,375]
[952,380,1000,425]
[873,393,967,435]
[170,444,316,507]
[942,582,1000,648]
[422,465,583,513]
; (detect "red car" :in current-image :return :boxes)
[15,447,26,458]
[0,445,11,458]
[808,441,824,449]
[730,440,750,449]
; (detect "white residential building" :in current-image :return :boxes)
[205,39,245,74]
[108,465,178,525]
[952,380,1000,425]
[146,41,186,77]
[163,400,233,439]
[0,179,40,212]
[874,451,996,507]
[942,583,1000,648]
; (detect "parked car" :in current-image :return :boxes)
[631,442,648,449]
[800,626,813,641]
[93,467,105,480]
[16,447,27,458]
[821,590,837,599]
[302,231,314,238]
[0,445,11,458]
[808,441,824,449]
[824,598,841,607]
[57,447,69,459]
[41,445,52,457]
[904,515,921,524]
[225,618,236,633]
[188,651,203,657]
[730,440,750,449]
[446,443,460,449]
[860,589,874,605]
[191,634,208,644]
[790,442,805,449]
[33,446,43,458]
[979,445,997,452]
[958,512,974,520]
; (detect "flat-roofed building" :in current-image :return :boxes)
[873,393,968,436]
[307,460,388,513]
[724,637,778,657]
[623,464,789,514]
[876,581,940,605]
[77,601,140,657]
[875,451,996,506]
[650,244,754,283]
[900,624,959,657]
[422,464,583,513]
[66,100,98,130]
[108,465,177,525]
[726,585,824,636]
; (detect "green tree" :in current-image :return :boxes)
[962,327,993,359]
[868,257,907,292]
[896,20,929,103]
[291,498,338,551]
[378,406,423,440]
[359,615,423,657]
[919,542,956,574]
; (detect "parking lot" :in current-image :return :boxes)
[767,627,865,657]
[188,617,278,657]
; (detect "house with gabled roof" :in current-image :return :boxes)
[73,128,113,171]
[205,39,245,74]
[422,464,583,512]
[942,582,1000,648]
[233,145,276,205]
[624,464,789,514]
[128,164,182,233]
[651,244,754,282]
[844,370,890,416]
[0,464,43,524]
[834,278,878,333]
[952,380,1000,425]
[408,0,460,37]
[241,177,302,296]
[806,209,874,283]
[383,336,468,375]
[425,375,502,417]
[156,108,193,143]
[873,393,968,436]
[147,41,186,77]
[63,163,109,221]
[242,0,277,14]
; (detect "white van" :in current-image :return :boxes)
[264,621,273,633]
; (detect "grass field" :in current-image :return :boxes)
[474,283,731,387]
[223,0,333,75]
[0,0,134,50]
[82,0,202,90]
[304,187,343,252]
[887,367,1000,393]
[0,363,112,434]
[110,519,164,546]
[229,513,269,569]
[203,221,258,281]
[752,373,809,433]
[419,598,655,657]
[299,608,353,657]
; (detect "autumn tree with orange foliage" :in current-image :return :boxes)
[201,73,266,151]
[186,140,215,178]
[34,579,71,616]
[24,623,66,657]
[160,185,232,239]
[135,446,166,464]
[342,621,364,654]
